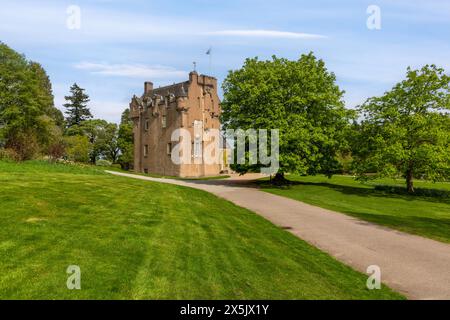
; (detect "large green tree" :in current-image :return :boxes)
[29,62,65,128]
[221,53,353,179]
[0,42,62,160]
[352,65,450,193]
[64,83,92,128]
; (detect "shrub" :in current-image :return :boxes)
[45,125,66,162]
[337,153,353,175]
[118,147,134,171]
[4,131,40,161]
[47,141,66,162]
[0,148,21,161]
[95,159,112,167]
[64,135,91,163]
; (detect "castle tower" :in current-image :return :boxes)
[129,72,224,177]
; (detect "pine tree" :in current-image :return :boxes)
[64,83,92,128]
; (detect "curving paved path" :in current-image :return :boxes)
[106,171,450,300]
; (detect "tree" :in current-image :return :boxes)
[46,125,66,162]
[64,135,91,163]
[29,62,65,128]
[0,42,61,160]
[101,122,120,163]
[64,83,92,128]
[352,65,450,193]
[117,109,134,170]
[67,119,119,164]
[0,42,38,156]
[72,119,108,164]
[221,53,353,180]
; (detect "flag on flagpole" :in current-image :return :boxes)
[206,47,212,75]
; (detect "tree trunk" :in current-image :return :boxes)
[272,172,289,186]
[406,169,414,193]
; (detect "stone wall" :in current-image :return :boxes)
[130,71,223,177]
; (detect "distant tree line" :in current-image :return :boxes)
[0,42,133,169]
[1,42,449,193]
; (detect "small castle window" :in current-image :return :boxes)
[144,119,149,131]
[144,145,149,157]
[167,143,172,156]
[193,137,202,158]
[162,115,167,128]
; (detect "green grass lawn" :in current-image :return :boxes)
[104,165,230,181]
[259,175,450,243]
[0,161,402,299]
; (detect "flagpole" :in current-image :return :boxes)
[206,47,212,75]
[209,53,212,75]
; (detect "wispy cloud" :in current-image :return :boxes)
[4,0,448,124]
[74,62,187,79]
[0,1,326,46]
[205,29,326,39]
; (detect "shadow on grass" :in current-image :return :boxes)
[256,180,450,205]
[341,211,450,243]
[257,179,450,243]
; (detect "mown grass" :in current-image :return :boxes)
[0,161,402,299]
[103,165,230,181]
[259,175,450,243]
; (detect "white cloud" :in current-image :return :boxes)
[205,29,326,39]
[74,62,187,79]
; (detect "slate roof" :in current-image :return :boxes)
[145,81,189,98]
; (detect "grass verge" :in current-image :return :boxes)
[0,161,403,299]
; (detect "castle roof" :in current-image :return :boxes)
[144,81,189,99]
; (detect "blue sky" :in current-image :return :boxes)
[1,0,449,123]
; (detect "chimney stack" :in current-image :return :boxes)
[189,71,198,83]
[144,81,153,94]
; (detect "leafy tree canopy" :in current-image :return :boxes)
[352,65,450,193]
[221,53,353,177]
[67,119,117,164]
[0,42,62,159]
[29,62,64,128]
